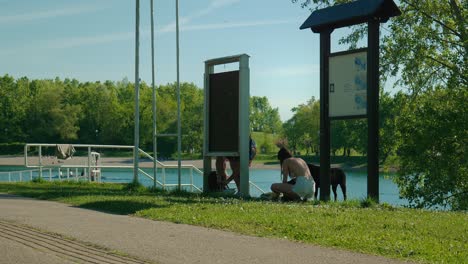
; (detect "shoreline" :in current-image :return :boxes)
[0,155,276,170]
[0,155,396,173]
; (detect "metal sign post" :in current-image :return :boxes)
[367,19,380,200]
[203,54,250,196]
[300,0,401,202]
[133,0,140,184]
[319,30,332,201]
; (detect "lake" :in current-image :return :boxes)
[0,166,406,206]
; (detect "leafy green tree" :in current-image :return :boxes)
[26,79,81,142]
[0,75,32,142]
[180,83,204,155]
[378,91,402,164]
[250,96,282,134]
[330,120,349,156]
[75,81,122,144]
[283,97,320,153]
[395,88,467,210]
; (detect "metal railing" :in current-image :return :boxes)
[22,144,208,192]
[4,143,265,195]
[0,167,89,182]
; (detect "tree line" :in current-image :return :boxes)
[0,76,283,157]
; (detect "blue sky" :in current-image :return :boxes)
[0,0,368,121]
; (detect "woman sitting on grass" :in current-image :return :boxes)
[270,147,315,201]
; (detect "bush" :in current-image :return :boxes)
[0,142,25,155]
[31,177,47,183]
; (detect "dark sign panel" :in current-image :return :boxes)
[208,70,239,153]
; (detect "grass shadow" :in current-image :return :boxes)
[77,200,168,215]
[0,181,155,201]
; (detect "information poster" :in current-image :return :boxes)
[329,49,367,118]
[208,70,239,153]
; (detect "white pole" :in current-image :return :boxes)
[239,54,250,196]
[39,146,42,179]
[151,0,158,189]
[88,146,91,182]
[133,0,140,183]
[176,0,182,191]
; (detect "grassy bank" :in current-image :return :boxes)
[0,181,466,263]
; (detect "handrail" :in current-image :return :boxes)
[19,143,265,195]
[248,181,266,194]
[138,149,204,175]
[137,168,164,188]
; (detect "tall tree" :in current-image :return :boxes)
[283,97,320,153]
[0,75,30,142]
[250,96,283,134]
[26,79,81,142]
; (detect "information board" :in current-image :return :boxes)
[329,49,367,118]
[208,70,239,153]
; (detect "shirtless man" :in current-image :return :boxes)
[216,136,257,192]
[270,147,315,201]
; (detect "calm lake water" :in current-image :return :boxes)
[0,166,406,206]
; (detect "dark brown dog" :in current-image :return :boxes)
[207,171,227,191]
[307,163,347,201]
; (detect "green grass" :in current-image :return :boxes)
[0,181,466,263]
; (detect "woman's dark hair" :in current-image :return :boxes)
[277,147,292,166]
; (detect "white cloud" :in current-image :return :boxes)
[48,32,134,49]
[2,0,292,51]
[0,5,105,24]
[32,18,294,49]
[181,19,295,32]
[160,0,241,33]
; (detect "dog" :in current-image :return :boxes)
[207,171,227,191]
[307,163,347,201]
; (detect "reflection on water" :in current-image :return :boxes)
[0,166,406,206]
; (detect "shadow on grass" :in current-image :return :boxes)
[0,182,378,217]
[0,181,155,200]
[77,200,168,215]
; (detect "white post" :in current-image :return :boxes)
[202,64,214,191]
[176,0,182,191]
[190,167,193,192]
[20,172,22,182]
[8,172,11,182]
[88,147,91,182]
[49,168,52,181]
[239,55,250,196]
[30,171,32,181]
[162,167,166,190]
[133,0,141,184]
[39,146,43,179]
[150,0,158,189]
[24,144,28,167]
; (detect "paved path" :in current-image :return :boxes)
[0,194,410,264]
